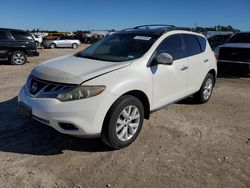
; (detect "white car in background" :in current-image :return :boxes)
[42,37,81,49]
[32,34,43,47]
[19,25,217,149]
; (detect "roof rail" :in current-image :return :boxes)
[119,25,195,35]
[171,27,192,31]
[133,24,175,29]
[121,24,175,32]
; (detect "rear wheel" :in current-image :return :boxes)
[10,51,27,65]
[72,43,78,49]
[49,43,56,49]
[193,73,214,103]
[101,95,144,149]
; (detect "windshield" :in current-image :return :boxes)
[227,33,250,43]
[75,33,158,62]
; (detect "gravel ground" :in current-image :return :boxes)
[0,46,249,188]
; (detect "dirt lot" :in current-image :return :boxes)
[0,46,249,188]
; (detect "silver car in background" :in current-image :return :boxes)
[42,37,81,49]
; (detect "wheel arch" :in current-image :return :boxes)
[9,48,27,56]
[103,89,150,128]
[101,89,150,147]
[50,42,57,47]
[121,90,150,119]
[208,69,217,83]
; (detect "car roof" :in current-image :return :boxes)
[0,28,28,32]
[234,32,250,34]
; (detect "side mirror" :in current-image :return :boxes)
[155,53,173,65]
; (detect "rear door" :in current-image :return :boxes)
[9,30,36,49]
[182,34,208,95]
[0,30,11,58]
[152,34,189,109]
[63,38,73,47]
[57,37,71,47]
[55,37,65,47]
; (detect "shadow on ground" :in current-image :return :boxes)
[0,97,111,155]
[0,60,9,65]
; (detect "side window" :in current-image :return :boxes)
[196,36,206,52]
[0,31,9,41]
[182,34,202,56]
[10,31,33,41]
[156,35,184,60]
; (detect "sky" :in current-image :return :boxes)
[0,0,249,31]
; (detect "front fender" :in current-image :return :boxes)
[84,64,153,108]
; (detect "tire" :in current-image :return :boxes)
[101,95,144,149]
[72,43,78,49]
[49,43,56,49]
[193,73,214,103]
[10,51,27,65]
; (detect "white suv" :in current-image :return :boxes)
[18,25,217,149]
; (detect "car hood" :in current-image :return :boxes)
[31,55,132,84]
[219,43,250,49]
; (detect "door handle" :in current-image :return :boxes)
[180,66,188,71]
[203,59,209,63]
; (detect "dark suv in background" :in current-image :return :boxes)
[216,32,250,75]
[0,28,39,65]
[207,34,232,50]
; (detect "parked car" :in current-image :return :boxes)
[207,34,232,50]
[42,37,81,49]
[215,32,250,75]
[83,34,104,44]
[0,28,39,65]
[32,34,43,47]
[18,25,217,149]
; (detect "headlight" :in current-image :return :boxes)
[56,85,106,102]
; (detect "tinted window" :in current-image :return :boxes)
[227,33,250,43]
[10,31,33,41]
[156,35,184,60]
[196,36,206,52]
[0,31,9,41]
[183,34,201,56]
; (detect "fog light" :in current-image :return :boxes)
[59,123,78,130]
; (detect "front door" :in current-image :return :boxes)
[0,31,11,59]
[152,34,189,109]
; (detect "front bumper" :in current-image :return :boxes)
[217,60,250,74]
[18,86,117,137]
[27,50,39,57]
[217,59,250,65]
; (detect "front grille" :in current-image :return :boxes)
[28,76,47,95]
[26,76,77,98]
[219,47,250,62]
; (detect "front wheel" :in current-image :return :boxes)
[10,51,27,65]
[101,95,144,149]
[193,73,214,103]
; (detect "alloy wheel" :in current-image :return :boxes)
[116,105,140,141]
[203,78,213,100]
